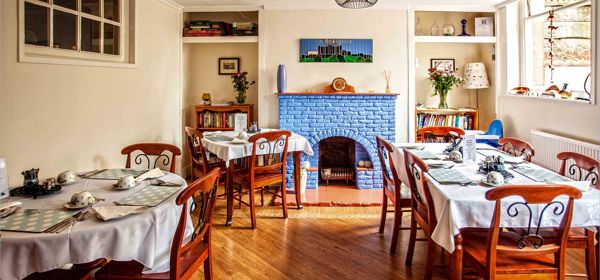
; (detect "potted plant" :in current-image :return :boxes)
[231,72,256,104]
[428,67,463,109]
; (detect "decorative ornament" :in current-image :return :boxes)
[335,0,377,9]
[383,70,392,93]
[547,9,558,84]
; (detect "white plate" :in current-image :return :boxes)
[480,178,504,187]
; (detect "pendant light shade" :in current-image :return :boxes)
[335,0,378,9]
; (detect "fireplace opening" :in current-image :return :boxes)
[318,137,356,186]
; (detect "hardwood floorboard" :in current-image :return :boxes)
[192,200,589,280]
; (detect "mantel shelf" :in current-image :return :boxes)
[276,92,400,96]
[182,36,259,44]
[414,36,496,44]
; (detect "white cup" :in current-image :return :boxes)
[57,170,78,184]
[487,171,504,185]
[69,191,96,207]
[116,175,137,189]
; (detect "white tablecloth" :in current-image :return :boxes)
[393,143,600,253]
[202,130,314,161]
[0,172,191,280]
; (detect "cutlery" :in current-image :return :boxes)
[45,210,89,233]
[79,169,108,178]
[151,179,181,187]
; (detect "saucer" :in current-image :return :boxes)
[63,201,95,210]
[480,178,504,187]
[57,178,79,186]
[111,183,136,191]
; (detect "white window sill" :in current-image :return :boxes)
[502,94,593,105]
[19,55,137,69]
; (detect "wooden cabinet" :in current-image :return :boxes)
[415,107,478,140]
[194,104,254,132]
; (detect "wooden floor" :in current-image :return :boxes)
[190,200,590,280]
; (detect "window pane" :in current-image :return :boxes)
[104,0,120,22]
[24,3,49,46]
[104,23,120,55]
[81,0,100,16]
[81,18,101,53]
[53,10,77,50]
[54,0,77,11]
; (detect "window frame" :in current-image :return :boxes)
[519,0,594,104]
[18,0,137,67]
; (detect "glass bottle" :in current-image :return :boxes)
[431,21,441,36]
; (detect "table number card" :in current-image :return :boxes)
[233,113,248,132]
[462,134,477,164]
[0,158,8,200]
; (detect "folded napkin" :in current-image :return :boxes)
[135,168,165,182]
[503,155,525,164]
[548,181,593,192]
[425,160,454,167]
[93,205,146,221]
[230,138,248,144]
[0,201,22,212]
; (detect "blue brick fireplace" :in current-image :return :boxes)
[278,93,397,190]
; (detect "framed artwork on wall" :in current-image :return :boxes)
[219,58,240,75]
[430,58,455,71]
[299,39,373,63]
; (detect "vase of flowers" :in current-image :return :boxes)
[427,67,463,109]
[231,72,256,104]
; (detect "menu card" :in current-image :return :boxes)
[462,134,477,164]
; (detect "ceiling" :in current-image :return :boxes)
[172,0,505,9]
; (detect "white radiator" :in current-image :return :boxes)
[531,130,600,175]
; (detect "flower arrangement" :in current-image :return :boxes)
[231,72,255,104]
[428,67,463,108]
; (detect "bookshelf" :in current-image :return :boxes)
[415,107,478,140]
[194,104,254,132]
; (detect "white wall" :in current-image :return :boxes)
[497,1,600,145]
[0,0,182,186]
[260,9,409,141]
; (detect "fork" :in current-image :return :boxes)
[45,210,89,233]
[151,179,181,187]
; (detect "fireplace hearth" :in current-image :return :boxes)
[319,137,355,186]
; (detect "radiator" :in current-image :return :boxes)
[531,130,600,175]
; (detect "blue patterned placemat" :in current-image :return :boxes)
[411,150,440,160]
[86,169,148,180]
[0,209,76,233]
[511,166,571,183]
[428,168,471,184]
[115,185,180,207]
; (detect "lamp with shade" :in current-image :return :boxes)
[463,62,490,110]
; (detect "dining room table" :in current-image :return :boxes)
[393,143,600,280]
[201,129,314,226]
[0,169,192,280]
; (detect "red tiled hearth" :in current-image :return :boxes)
[274,185,386,207]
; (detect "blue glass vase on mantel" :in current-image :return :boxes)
[277,64,287,93]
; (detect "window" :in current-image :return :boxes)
[522,0,592,102]
[20,0,135,66]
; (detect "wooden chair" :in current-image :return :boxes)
[375,136,412,255]
[184,126,226,180]
[403,148,440,280]
[95,168,221,280]
[24,259,108,280]
[498,137,535,162]
[232,130,292,229]
[555,152,598,280]
[121,143,182,173]
[416,126,465,143]
[462,185,582,280]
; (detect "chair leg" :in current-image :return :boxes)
[378,191,387,234]
[389,206,401,256]
[424,238,437,280]
[249,187,256,229]
[585,230,597,280]
[281,184,288,218]
[204,251,213,280]
[405,210,417,266]
[260,188,264,207]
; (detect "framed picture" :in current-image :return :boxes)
[219,58,240,75]
[299,39,373,63]
[430,58,455,71]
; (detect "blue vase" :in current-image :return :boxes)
[277,64,287,93]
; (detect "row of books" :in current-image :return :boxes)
[198,112,248,130]
[184,20,257,37]
[417,113,474,130]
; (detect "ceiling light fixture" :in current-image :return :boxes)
[335,0,378,9]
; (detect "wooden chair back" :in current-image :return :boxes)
[184,126,211,174]
[247,130,292,180]
[121,143,182,173]
[170,168,220,280]
[498,137,535,162]
[416,127,465,143]
[483,185,582,277]
[557,152,600,189]
[403,148,438,230]
[375,136,405,202]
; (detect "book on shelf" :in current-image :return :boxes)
[417,113,474,130]
[184,21,233,37]
[198,111,242,129]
